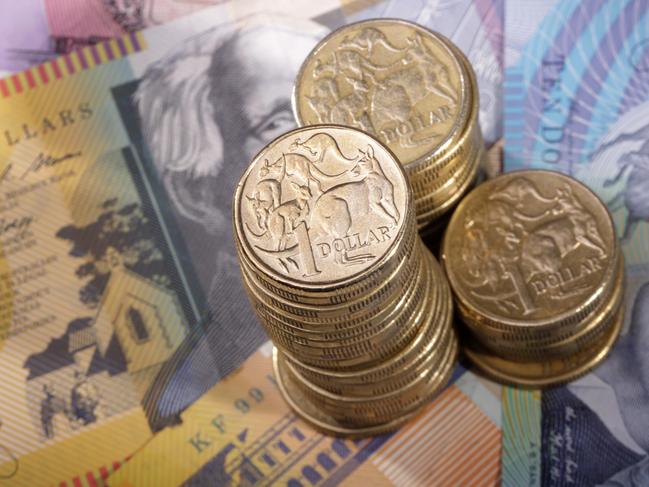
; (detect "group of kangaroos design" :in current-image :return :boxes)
[306,27,457,148]
[461,177,608,315]
[246,133,400,273]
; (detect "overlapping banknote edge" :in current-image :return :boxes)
[0,1,505,485]
[104,343,502,487]
[502,1,649,485]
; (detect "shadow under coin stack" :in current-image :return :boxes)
[441,170,625,387]
[293,18,483,233]
[233,125,457,436]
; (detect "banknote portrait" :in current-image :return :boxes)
[118,15,327,423]
[593,281,649,485]
[555,118,649,486]
[596,122,649,242]
[540,280,649,486]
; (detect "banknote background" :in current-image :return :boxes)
[0,0,230,77]
[503,1,649,486]
[5,0,647,486]
[0,1,504,486]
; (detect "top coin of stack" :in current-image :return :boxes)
[441,170,624,387]
[233,125,457,436]
[292,18,483,231]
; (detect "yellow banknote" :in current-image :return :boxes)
[0,30,197,484]
[108,344,501,487]
[0,0,504,485]
[0,3,335,484]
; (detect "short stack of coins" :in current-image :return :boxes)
[293,18,484,231]
[233,125,457,436]
[441,170,625,387]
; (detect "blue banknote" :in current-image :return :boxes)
[503,1,649,486]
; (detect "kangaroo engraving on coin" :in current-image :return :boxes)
[444,171,617,323]
[235,126,408,285]
[294,20,466,165]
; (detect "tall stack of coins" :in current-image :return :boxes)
[293,18,483,231]
[233,125,457,435]
[441,170,624,387]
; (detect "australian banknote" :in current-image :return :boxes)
[0,1,503,485]
[0,0,223,74]
[105,343,501,487]
[503,0,649,485]
[0,0,504,145]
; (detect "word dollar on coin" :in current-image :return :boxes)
[233,125,457,435]
[441,170,624,387]
[293,19,484,231]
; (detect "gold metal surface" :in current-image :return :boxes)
[273,346,421,437]
[283,258,450,388]
[278,335,457,423]
[234,125,411,289]
[243,251,424,339]
[293,19,469,167]
[273,335,458,434]
[461,255,625,355]
[236,216,418,309]
[442,170,619,331]
[442,170,625,387]
[463,302,624,387]
[293,19,484,229]
[233,123,459,434]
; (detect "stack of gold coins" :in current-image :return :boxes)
[233,125,457,435]
[292,18,483,231]
[441,170,625,387]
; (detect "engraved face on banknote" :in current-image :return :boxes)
[129,16,327,417]
[444,170,617,324]
[136,17,325,289]
[235,126,408,285]
[294,19,466,166]
[584,276,649,437]
[594,120,649,243]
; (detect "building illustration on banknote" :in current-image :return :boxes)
[22,198,187,441]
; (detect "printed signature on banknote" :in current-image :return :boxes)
[503,1,649,486]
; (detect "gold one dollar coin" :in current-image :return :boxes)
[463,302,624,387]
[293,19,469,170]
[442,170,619,333]
[233,125,410,290]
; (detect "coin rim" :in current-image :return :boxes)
[238,238,422,327]
[272,337,458,436]
[235,209,418,305]
[283,253,451,384]
[459,253,624,352]
[463,300,624,387]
